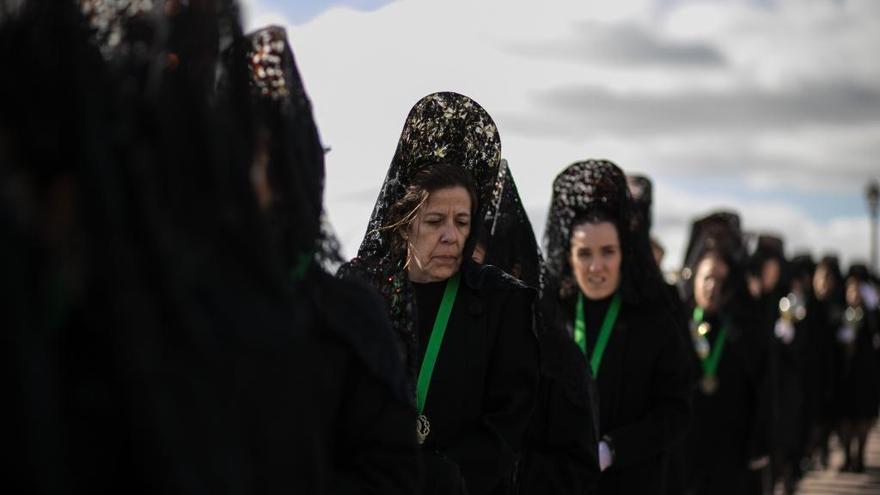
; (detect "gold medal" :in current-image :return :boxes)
[416,414,431,445]
[697,322,711,336]
[701,375,719,395]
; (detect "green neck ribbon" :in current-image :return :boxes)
[574,292,622,378]
[693,307,728,378]
[415,273,461,414]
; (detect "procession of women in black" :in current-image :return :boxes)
[3,2,879,494]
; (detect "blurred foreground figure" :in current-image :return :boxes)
[1,2,411,493]
[231,24,420,492]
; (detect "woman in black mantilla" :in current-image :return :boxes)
[338,92,540,495]
[832,264,880,473]
[543,160,691,494]
[802,255,844,469]
[4,2,390,492]
[475,159,601,493]
[235,26,420,492]
[627,173,695,495]
[766,254,813,494]
[680,212,772,495]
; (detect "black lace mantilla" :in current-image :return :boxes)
[339,92,502,388]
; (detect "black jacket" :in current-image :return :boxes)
[413,263,541,495]
[561,295,692,494]
[686,310,771,495]
[309,269,423,493]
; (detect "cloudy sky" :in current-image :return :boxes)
[240,0,880,272]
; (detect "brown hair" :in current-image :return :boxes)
[384,162,478,261]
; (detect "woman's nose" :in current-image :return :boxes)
[440,222,458,243]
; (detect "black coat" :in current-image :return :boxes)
[832,305,880,421]
[802,297,840,426]
[769,301,811,464]
[310,269,423,493]
[560,295,692,494]
[413,263,541,495]
[686,311,771,495]
[516,286,601,495]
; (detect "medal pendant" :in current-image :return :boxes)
[416,414,431,445]
[701,375,719,395]
[694,336,710,360]
[697,322,711,336]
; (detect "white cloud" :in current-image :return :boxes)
[238,0,879,270]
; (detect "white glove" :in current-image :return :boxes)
[599,440,614,471]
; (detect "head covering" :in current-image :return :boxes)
[626,174,653,234]
[846,263,871,282]
[681,211,744,275]
[745,233,787,292]
[3,2,336,491]
[242,25,341,273]
[544,159,663,304]
[340,91,502,383]
[680,210,748,307]
[746,233,785,267]
[846,263,879,310]
[788,253,815,288]
[357,91,501,261]
[480,159,542,290]
[238,25,406,401]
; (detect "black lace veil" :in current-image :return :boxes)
[339,91,502,384]
[543,160,663,305]
[480,159,543,290]
[241,25,343,273]
[680,211,748,307]
[3,1,337,490]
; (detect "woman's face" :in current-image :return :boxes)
[845,278,862,307]
[251,129,274,212]
[405,186,472,283]
[694,254,729,314]
[761,258,781,294]
[813,264,834,301]
[569,221,622,300]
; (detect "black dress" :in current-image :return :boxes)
[686,312,771,495]
[802,296,839,444]
[479,160,600,495]
[768,296,810,483]
[516,284,601,495]
[833,306,880,421]
[309,268,423,493]
[412,263,540,495]
[561,294,692,494]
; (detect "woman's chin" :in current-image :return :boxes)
[583,286,615,300]
[426,263,459,282]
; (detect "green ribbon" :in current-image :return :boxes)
[416,273,461,415]
[693,308,728,378]
[574,292,622,378]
